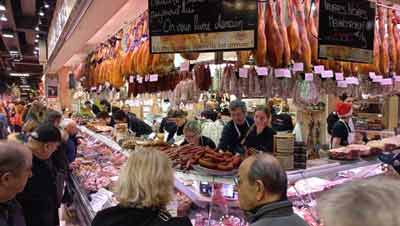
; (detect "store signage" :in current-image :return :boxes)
[255,67,268,76]
[335,73,344,81]
[148,0,257,53]
[321,70,334,78]
[46,77,58,98]
[318,0,375,63]
[293,63,304,72]
[305,73,313,81]
[239,68,248,78]
[314,65,325,74]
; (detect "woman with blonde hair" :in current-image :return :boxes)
[91,150,192,226]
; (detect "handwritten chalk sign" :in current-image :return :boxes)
[318,0,375,63]
[149,0,257,53]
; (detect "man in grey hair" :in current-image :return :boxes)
[236,154,308,226]
[0,142,33,226]
[318,177,400,226]
[217,100,254,154]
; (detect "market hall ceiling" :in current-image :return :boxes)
[0,0,57,83]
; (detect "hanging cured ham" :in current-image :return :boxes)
[265,0,283,68]
[388,9,397,73]
[378,7,389,76]
[276,0,291,67]
[374,21,382,75]
[292,0,312,72]
[254,2,267,66]
[394,16,400,75]
[180,53,200,61]
[287,0,302,63]
[305,0,319,65]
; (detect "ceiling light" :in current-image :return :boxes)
[44,2,50,8]
[9,73,30,77]
[35,26,39,31]
[0,2,5,11]
[35,46,39,50]
[38,9,44,17]
[0,14,7,22]
[36,34,40,38]
[35,39,39,43]
[9,50,19,55]
[33,50,38,54]
[2,33,14,38]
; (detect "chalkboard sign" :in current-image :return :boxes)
[149,0,257,53]
[318,0,375,63]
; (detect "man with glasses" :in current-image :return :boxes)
[217,100,254,154]
[0,142,32,226]
[235,154,308,226]
[17,124,62,226]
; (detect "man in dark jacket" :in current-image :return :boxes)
[236,154,308,226]
[0,142,32,226]
[17,124,62,226]
[218,100,254,154]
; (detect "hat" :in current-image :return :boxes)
[336,102,352,118]
[31,124,61,143]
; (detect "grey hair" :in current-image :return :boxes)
[248,154,288,199]
[183,120,202,135]
[0,142,30,175]
[44,110,62,125]
[318,177,400,226]
[229,100,247,113]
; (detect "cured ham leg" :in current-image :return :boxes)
[305,0,319,65]
[265,0,283,68]
[394,16,400,75]
[388,10,397,73]
[254,2,267,66]
[287,0,302,63]
[276,0,291,67]
[378,7,389,76]
[374,20,381,75]
[292,0,312,72]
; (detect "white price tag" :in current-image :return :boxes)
[129,75,134,83]
[180,62,190,72]
[345,77,359,85]
[293,63,304,72]
[239,68,249,78]
[369,72,376,79]
[321,70,334,78]
[381,78,393,86]
[150,74,158,82]
[137,76,143,84]
[305,73,313,81]
[335,73,344,81]
[394,76,400,82]
[275,68,291,78]
[256,67,269,76]
[314,65,325,73]
[337,81,348,88]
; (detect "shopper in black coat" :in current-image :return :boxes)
[92,150,192,226]
[17,124,62,226]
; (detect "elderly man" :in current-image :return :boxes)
[61,120,79,163]
[218,100,254,154]
[236,154,308,226]
[17,124,62,226]
[0,142,32,226]
[318,177,400,226]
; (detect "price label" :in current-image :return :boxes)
[345,77,359,85]
[369,72,376,79]
[137,76,143,84]
[321,70,334,78]
[394,76,400,82]
[145,75,150,82]
[374,75,383,80]
[314,65,325,73]
[239,68,249,78]
[129,75,134,83]
[335,73,344,81]
[381,79,393,86]
[305,73,313,81]
[293,63,304,72]
[150,74,158,82]
[275,68,291,78]
[373,77,383,83]
[337,81,348,88]
[180,62,190,72]
[256,67,269,76]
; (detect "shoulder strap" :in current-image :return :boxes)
[240,124,256,146]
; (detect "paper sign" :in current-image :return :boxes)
[293,63,304,72]
[129,75,134,83]
[256,67,269,76]
[314,65,325,73]
[144,75,150,82]
[150,74,158,82]
[275,68,291,78]
[305,73,313,81]
[180,62,190,72]
[373,77,383,83]
[137,76,143,84]
[239,68,249,78]
[369,72,376,78]
[381,79,393,85]
[321,70,334,78]
[394,76,400,82]
[337,81,348,88]
[335,73,344,81]
[345,77,359,85]
[374,75,383,80]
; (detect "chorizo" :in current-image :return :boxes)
[198,158,218,169]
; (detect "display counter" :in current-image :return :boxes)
[70,126,384,226]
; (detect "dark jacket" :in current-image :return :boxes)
[17,156,61,226]
[127,113,153,137]
[92,205,192,226]
[0,199,26,226]
[248,201,309,226]
[244,127,276,153]
[217,116,254,154]
[66,135,79,163]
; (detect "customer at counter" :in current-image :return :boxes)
[181,120,216,149]
[237,154,308,226]
[91,150,192,226]
[244,106,276,153]
[218,100,254,154]
[331,102,354,148]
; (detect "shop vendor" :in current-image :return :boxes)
[331,102,354,148]
[167,110,188,144]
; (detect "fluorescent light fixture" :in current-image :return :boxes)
[35,26,39,31]
[2,33,14,38]
[9,73,30,77]
[0,3,5,11]
[35,46,39,50]
[36,34,40,38]
[20,85,30,88]
[38,9,44,17]
[44,2,50,8]
[0,14,7,21]
[33,50,38,55]
[35,39,39,43]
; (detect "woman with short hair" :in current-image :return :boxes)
[181,120,216,149]
[91,150,192,226]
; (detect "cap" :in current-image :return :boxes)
[336,102,352,118]
[31,124,61,143]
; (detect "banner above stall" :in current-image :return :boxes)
[149,0,257,53]
[318,0,376,63]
